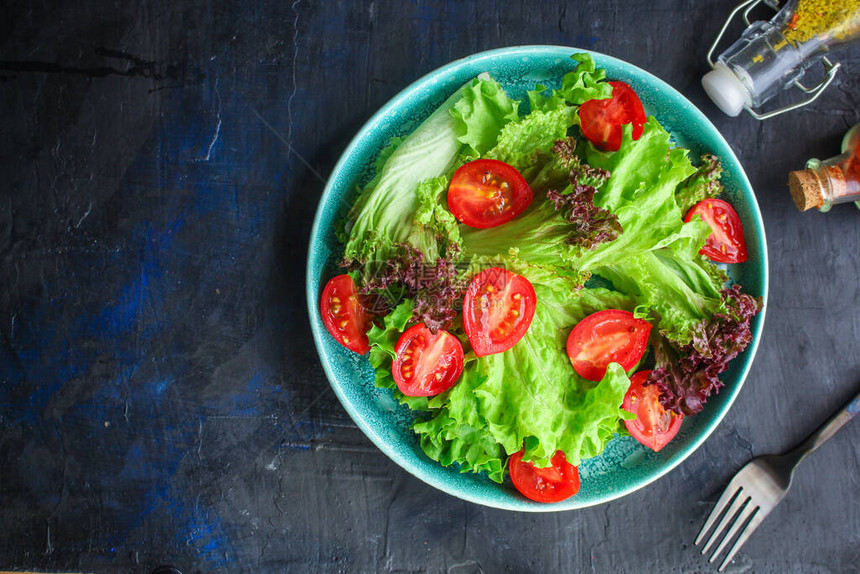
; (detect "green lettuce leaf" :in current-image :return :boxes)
[413,176,462,251]
[572,119,705,270]
[675,154,724,214]
[343,88,465,266]
[412,261,637,478]
[485,107,576,181]
[468,267,636,468]
[366,299,435,412]
[526,83,569,113]
[412,364,506,483]
[556,53,614,106]
[450,75,520,158]
[458,196,588,273]
[595,249,722,345]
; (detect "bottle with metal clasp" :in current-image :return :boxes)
[702,0,860,119]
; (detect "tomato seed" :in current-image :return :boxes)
[331,296,341,303]
[331,304,341,314]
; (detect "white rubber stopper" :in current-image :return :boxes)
[702,64,751,117]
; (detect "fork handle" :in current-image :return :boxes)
[785,387,860,466]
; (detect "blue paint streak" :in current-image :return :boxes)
[1,49,313,570]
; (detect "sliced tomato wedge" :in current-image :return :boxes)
[623,370,684,452]
[509,449,580,503]
[447,159,533,229]
[392,323,464,397]
[566,309,651,382]
[320,274,373,354]
[462,267,537,357]
[684,198,748,263]
[578,81,646,152]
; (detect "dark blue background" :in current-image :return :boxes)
[2,1,859,572]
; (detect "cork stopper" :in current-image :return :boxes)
[788,169,823,211]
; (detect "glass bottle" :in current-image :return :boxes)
[702,0,860,119]
[788,124,860,211]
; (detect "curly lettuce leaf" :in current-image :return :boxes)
[649,285,761,415]
[412,364,506,483]
[557,53,614,106]
[470,270,636,468]
[675,154,724,214]
[546,162,620,250]
[450,74,520,158]
[357,241,467,332]
[485,107,576,181]
[462,119,709,273]
[366,299,435,412]
[526,83,569,114]
[595,248,761,416]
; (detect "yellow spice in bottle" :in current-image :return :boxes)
[783,0,860,45]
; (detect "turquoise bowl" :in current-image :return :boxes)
[306,46,768,511]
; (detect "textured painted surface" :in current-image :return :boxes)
[0,0,859,572]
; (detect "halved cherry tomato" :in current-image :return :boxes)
[447,159,533,229]
[623,370,684,452]
[320,274,373,354]
[566,309,651,382]
[392,323,464,397]
[462,267,537,357]
[578,81,646,152]
[509,449,580,503]
[684,198,748,264]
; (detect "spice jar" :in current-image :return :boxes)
[788,124,860,211]
[703,0,860,119]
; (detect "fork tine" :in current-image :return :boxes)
[699,487,748,555]
[710,497,758,567]
[695,482,742,547]
[717,507,766,572]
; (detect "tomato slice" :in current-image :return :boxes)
[509,449,580,503]
[684,198,748,264]
[447,159,533,229]
[392,323,464,397]
[565,309,651,382]
[462,267,537,357]
[623,370,684,452]
[320,274,373,354]
[578,81,646,152]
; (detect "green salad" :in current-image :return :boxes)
[320,54,760,503]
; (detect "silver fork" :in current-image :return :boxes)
[695,387,860,571]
